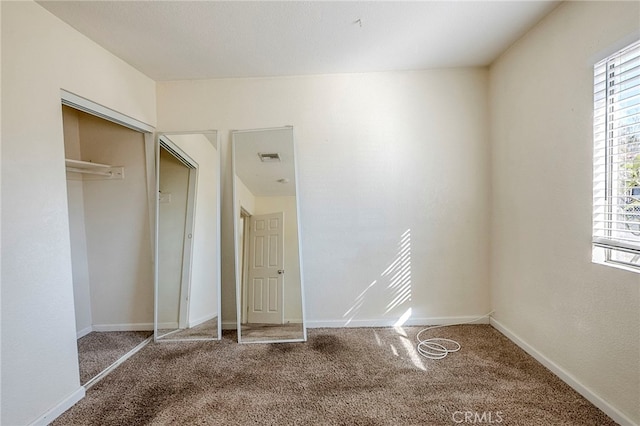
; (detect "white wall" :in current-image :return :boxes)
[157,68,491,327]
[235,175,256,216]
[489,2,640,424]
[0,2,156,424]
[166,133,220,327]
[254,196,302,322]
[63,107,93,336]
[79,113,154,329]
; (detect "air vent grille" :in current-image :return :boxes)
[258,152,281,162]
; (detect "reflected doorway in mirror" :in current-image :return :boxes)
[232,127,306,344]
[246,212,284,325]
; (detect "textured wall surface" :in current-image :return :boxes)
[489,2,640,423]
[157,68,492,328]
[1,2,156,424]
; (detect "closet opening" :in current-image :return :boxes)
[61,95,155,388]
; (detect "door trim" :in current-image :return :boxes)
[60,91,157,391]
[61,89,154,133]
[240,208,251,324]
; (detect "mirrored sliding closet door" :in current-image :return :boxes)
[232,127,307,343]
[154,132,221,341]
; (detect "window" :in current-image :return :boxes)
[593,40,640,270]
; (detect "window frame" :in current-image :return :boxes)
[592,39,640,272]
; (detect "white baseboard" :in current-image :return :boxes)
[306,315,491,328]
[222,320,237,330]
[76,326,92,339]
[29,386,85,426]
[222,316,491,330]
[188,312,217,328]
[491,318,637,426]
[92,323,154,332]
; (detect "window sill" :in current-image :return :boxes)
[592,258,640,274]
[592,246,640,274]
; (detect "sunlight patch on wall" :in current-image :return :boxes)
[342,229,412,326]
[394,307,412,327]
[384,229,411,314]
[342,279,377,326]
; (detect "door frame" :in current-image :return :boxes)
[60,89,156,387]
[239,208,251,324]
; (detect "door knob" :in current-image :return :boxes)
[278,269,285,274]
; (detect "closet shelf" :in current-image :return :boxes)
[65,159,124,180]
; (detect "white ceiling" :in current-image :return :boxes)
[38,1,560,81]
[234,128,296,197]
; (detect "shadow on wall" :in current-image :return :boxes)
[343,229,412,326]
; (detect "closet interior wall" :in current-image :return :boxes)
[63,106,154,336]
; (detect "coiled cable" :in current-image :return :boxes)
[416,311,495,360]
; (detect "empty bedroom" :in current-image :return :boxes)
[1,1,639,425]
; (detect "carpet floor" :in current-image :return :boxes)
[56,325,615,425]
[77,331,152,385]
[157,318,219,341]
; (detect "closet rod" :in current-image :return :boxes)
[66,167,114,177]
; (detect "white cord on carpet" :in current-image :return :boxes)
[415,311,495,360]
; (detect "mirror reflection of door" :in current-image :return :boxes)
[154,133,221,342]
[232,127,306,343]
[246,212,285,325]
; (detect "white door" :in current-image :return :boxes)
[247,212,284,324]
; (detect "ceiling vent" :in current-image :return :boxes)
[258,152,281,162]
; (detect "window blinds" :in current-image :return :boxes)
[593,40,640,257]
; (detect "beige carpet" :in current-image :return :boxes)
[77,331,152,385]
[240,322,304,342]
[57,325,615,425]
